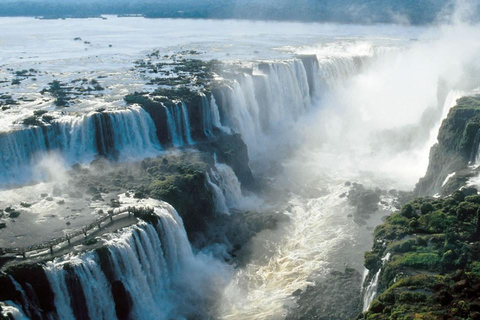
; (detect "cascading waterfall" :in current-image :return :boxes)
[181,102,194,145]
[206,172,230,215]
[470,128,480,166]
[316,56,365,89]
[362,252,391,311]
[209,95,229,133]
[6,200,227,320]
[0,55,363,186]
[201,93,214,138]
[214,56,365,157]
[163,104,183,147]
[0,106,161,186]
[6,276,41,320]
[163,103,195,147]
[213,160,244,210]
[206,158,245,214]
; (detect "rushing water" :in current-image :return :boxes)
[5,199,230,320]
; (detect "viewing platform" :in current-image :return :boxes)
[0,206,154,260]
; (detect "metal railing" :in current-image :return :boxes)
[0,206,154,257]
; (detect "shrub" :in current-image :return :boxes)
[465,195,480,204]
[421,202,435,215]
[398,291,427,303]
[401,204,416,218]
[393,252,441,270]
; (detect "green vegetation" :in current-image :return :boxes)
[415,95,480,196]
[361,188,480,319]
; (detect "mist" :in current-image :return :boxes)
[214,12,480,319]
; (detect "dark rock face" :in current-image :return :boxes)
[415,96,480,196]
[92,113,117,158]
[111,281,133,320]
[286,268,363,320]
[347,183,381,218]
[1,263,56,319]
[124,93,171,145]
[125,91,218,146]
[197,133,256,190]
[64,264,91,320]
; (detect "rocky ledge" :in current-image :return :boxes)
[360,187,480,320]
[415,95,480,197]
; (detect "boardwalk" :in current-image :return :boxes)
[0,206,154,258]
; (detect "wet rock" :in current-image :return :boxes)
[8,211,21,218]
[286,268,362,320]
[347,183,381,221]
[112,281,133,320]
[52,187,62,197]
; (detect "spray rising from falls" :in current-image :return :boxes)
[5,200,229,320]
[213,55,367,158]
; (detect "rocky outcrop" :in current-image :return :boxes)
[0,264,56,319]
[415,96,480,196]
[360,188,480,319]
[286,268,363,320]
[197,133,256,190]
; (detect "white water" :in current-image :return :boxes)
[207,171,231,215]
[201,93,215,137]
[163,104,183,147]
[442,172,457,187]
[362,253,392,311]
[0,106,161,186]
[210,95,230,134]
[41,198,230,320]
[217,59,313,158]
[217,21,480,320]
[181,102,194,145]
[0,301,29,320]
[207,158,253,215]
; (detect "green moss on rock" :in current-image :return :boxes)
[361,188,480,320]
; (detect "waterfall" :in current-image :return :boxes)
[7,276,42,320]
[362,252,391,311]
[106,107,162,157]
[181,102,194,145]
[0,106,161,186]
[214,162,244,209]
[204,157,245,214]
[206,171,230,215]
[44,203,193,320]
[200,93,214,137]
[163,102,194,146]
[214,56,364,157]
[163,104,183,147]
[4,199,228,320]
[470,128,480,166]
[209,95,229,133]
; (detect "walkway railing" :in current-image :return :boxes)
[0,206,154,258]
